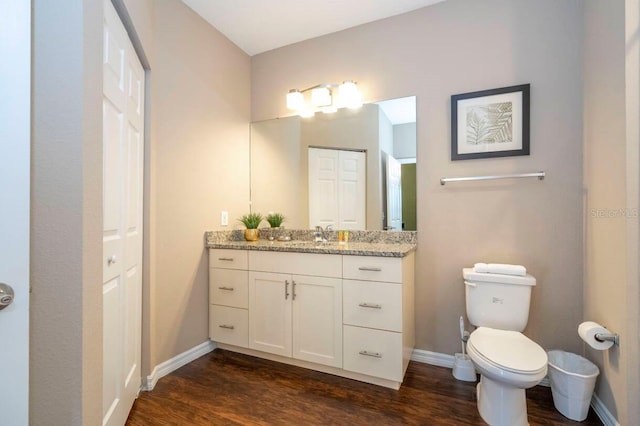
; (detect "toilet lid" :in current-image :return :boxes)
[468,327,547,374]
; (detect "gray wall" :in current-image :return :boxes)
[584,1,639,424]
[148,0,251,372]
[394,123,417,159]
[31,0,103,423]
[252,0,585,357]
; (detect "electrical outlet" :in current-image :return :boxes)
[221,211,229,226]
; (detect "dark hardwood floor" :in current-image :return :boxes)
[127,349,602,425]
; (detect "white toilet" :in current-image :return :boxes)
[463,267,548,426]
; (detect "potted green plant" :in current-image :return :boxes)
[238,212,263,241]
[265,212,285,228]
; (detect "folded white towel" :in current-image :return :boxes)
[473,263,526,276]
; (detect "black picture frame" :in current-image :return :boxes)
[451,84,530,161]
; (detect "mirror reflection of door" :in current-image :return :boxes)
[308,147,366,230]
[384,153,403,231]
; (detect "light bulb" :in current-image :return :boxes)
[286,89,304,110]
[339,80,362,109]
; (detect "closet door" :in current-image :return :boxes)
[102,1,144,425]
[308,148,366,230]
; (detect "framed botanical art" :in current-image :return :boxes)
[451,84,530,161]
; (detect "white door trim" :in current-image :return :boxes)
[0,0,31,423]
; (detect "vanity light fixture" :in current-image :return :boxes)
[286,89,304,110]
[286,81,363,117]
[311,85,332,107]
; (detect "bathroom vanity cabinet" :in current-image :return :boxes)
[208,245,415,389]
[208,249,249,348]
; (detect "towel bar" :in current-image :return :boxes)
[440,171,545,185]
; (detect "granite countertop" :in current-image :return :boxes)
[205,230,417,258]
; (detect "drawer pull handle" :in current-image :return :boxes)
[285,280,290,300]
[218,286,234,291]
[292,280,297,301]
[358,303,382,309]
[218,257,234,261]
[358,267,382,272]
[218,324,235,330]
[359,350,382,358]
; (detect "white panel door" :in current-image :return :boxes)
[385,153,402,231]
[309,148,366,230]
[338,150,366,230]
[291,275,342,367]
[0,0,30,423]
[248,272,292,357]
[103,1,144,425]
[308,148,339,229]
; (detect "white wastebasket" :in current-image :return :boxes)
[547,350,600,421]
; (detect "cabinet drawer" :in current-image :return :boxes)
[210,268,248,309]
[209,249,248,270]
[343,325,403,382]
[343,255,402,283]
[209,305,248,348]
[343,280,402,332]
[249,251,341,278]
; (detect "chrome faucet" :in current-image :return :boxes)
[314,224,334,244]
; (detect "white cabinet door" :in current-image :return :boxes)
[249,272,292,357]
[102,1,144,425]
[0,0,30,422]
[291,275,342,368]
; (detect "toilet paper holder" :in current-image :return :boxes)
[594,331,619,346]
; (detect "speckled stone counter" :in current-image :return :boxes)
[205,229,416,258]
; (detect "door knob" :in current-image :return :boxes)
[107,255,117,265]
[0,283,15,311]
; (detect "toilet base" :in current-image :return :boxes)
[477,375,528,426]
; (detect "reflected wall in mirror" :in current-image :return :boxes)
[250,96,416,231]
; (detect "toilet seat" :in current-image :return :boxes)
[468,327,547,375]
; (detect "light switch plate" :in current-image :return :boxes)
[221,211,229,226]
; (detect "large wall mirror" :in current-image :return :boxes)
[250,96,416,231]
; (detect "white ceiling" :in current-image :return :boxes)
[376,97,416,125]
[181,0,446,56]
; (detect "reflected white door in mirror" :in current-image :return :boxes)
[309,147,366,230]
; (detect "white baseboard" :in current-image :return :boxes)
[591,393,620,426]
[143,340,216,391]
[411,348,455,368]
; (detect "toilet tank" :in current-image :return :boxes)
[463,268,536,332]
